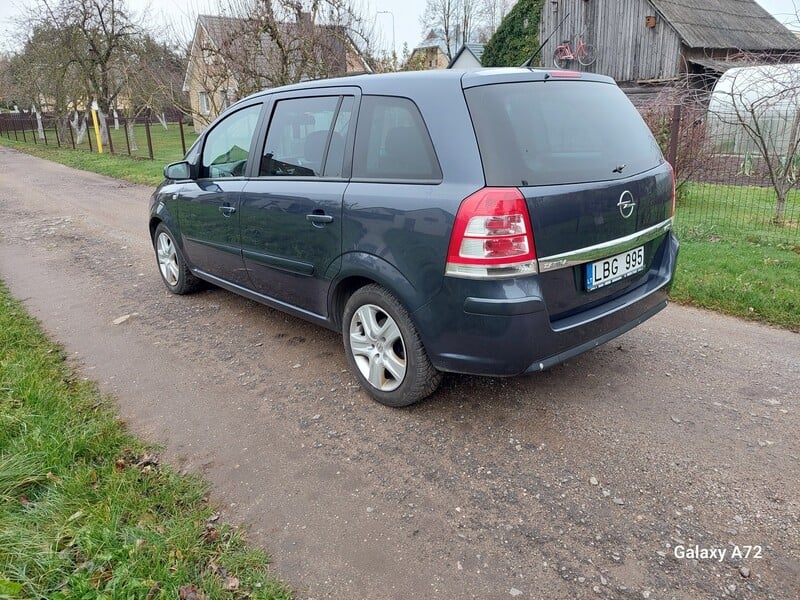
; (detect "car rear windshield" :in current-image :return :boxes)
[465,81,663,186]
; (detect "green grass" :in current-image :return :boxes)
[673,182,800,331]
[0,283,291,599]
[675,182,800,245]
[0,123,198,186]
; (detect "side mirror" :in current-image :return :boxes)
[164,161,195,180]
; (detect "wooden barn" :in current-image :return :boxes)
[539,0,800,83]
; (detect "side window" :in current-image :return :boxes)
[201,104,262,178]
[259,96,342,177]
[323,96,354,178]
[352,96,441,181]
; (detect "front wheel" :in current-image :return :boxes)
[153,223,201,295]
[577,44,596,66]
[553,48,568,69]
[343,285,441,407]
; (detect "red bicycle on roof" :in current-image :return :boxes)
[553,35,597,69]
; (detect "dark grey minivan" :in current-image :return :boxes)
[149,68,678,406]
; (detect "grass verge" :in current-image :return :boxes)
[0,123,198,187]
[669,235,799,330]
[0,282,291,599]
[673,183,800,331]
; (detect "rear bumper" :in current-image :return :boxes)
[414,231,678,376]
[523,298,666,373]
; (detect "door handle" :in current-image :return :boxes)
[306,213,334,224]
[219,204,236,217]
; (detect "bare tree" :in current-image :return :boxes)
[70,0,138,114]
[183,0,375,129]
[217,0,374,89]
[421,0,460,61]
[4,21,88,140]
[420,0,487,60]
[117,34,186,148]
[459,0,478,49]
[476,0,512,41]
[0,55,17,110]
[638,87,708,196]
[707,59,800,222]
[25,0,142,143]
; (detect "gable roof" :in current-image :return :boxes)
[649,0,800,51]
[414,29,449,56]
[448,43,485,68]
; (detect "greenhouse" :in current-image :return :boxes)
[707,63,800,157]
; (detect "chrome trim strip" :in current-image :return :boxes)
[537,218,673,273]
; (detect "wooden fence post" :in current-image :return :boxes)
[123,117,131,156]
[178,112,187,156]
[144,117,154,160]
[107,121,115,154]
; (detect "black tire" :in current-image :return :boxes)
[153,223,201,295]
[553,48,568,69]
[578,44,596,66]
[343,284,441,407]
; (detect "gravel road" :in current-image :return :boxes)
[1,147,798,599]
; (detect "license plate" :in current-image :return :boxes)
[585,246,645,291]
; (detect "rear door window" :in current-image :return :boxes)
[259,96,349,177]
[352,96,441,181]
[465,81,663,186]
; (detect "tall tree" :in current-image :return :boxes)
[117,34,186,148]
[421,0,460,61]
[183,0,375,127]
[214,0,374,92]
[38,0,140,115]
[4,22,87,139]
[8,0,143,143]
[121,35,185,117]
[476,0,512,42]
[420,0,486,60]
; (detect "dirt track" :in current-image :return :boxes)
[1,146,798,599]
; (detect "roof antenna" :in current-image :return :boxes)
[522,12,570,68]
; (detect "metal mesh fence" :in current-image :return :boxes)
[634,89,800,246]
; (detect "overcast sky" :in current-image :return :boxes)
[0,0,424,56]
[1,0,799,56]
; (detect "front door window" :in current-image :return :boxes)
[201,104,262,178]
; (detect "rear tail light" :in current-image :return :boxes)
[445,187,538,279]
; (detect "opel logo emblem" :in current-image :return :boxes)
[618,190,636,219]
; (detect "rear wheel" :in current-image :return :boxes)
[153,223,201,295]
[553,48,568,69]
[343,285,441,407]
[578,44,596,66]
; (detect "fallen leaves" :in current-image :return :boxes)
[178,584,206,600]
